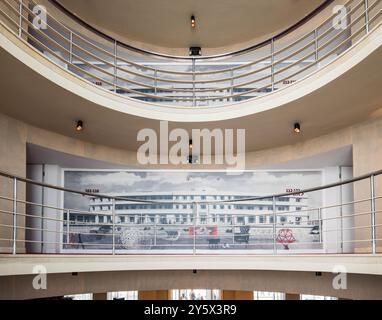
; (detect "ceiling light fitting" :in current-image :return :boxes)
[294,122,301,133]
[189,46,201,56]
[76,120,84,132]
[191,15,196,29]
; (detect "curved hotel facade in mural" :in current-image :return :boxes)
[51,170,326,253]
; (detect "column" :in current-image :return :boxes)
[26,164,62,254]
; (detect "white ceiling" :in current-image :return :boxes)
[55,0,326,52]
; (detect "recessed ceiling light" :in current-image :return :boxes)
[191,15,196,29]
[76,120,84,132]
[294,122,301,133]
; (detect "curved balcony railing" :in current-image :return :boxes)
[0,169,381,255]
[0,0,381,107]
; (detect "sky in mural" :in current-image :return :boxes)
[64,170,322,210]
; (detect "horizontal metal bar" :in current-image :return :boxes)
[0,14,185,101]
[273,8,368,78]
[1,9,270,92]
[1,0,379,105]
[46,0,338,61]
[323,223,382,234]
[1,168,382,205]
[0,208,378,226]
[1,237,380,249]
[319,209,382,222]
[3,0,271,76]
[0,223,116,237]
[0,0,376,90]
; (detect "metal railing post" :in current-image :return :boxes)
[272,196,277,254]
[370,175,376,254]
[193,202,196,255]
[154,69,158,95]
[271,38,275,92]
[66,209,70,245]
[365,0,370,34]
[314,29,319,62]
[232,214,235,245]
[69,31,73,64]
[18,0,23,38]
[154,215,157,247]
[340,183,344,253]
[114,40,118,93]
[12,177,17,255]
[41,165,45,253]
[112,198,116,255]
[192,59,196,106]
[318,208,323,244]
[230,68,234,102]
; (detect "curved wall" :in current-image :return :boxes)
[0,110,380,172]
[1,15,382,154]
[1,269,382,300]
[1,107,382,254]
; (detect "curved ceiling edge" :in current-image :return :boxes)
[50,0,334,59]
[1,22,382,123]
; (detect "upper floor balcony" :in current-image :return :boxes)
[0,0,381,108]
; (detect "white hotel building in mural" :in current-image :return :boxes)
[86,192,310,226]
[59,191,320,252]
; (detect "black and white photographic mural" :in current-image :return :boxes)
[62,170,323,253]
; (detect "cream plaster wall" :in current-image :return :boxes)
[1,269,382,300]
[1,110,382,253]
[0,113,26,253]
[352,116,382,253]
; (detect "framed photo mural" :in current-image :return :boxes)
[62,170,323,253]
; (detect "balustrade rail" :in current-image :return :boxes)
[0,169,381,255]
[0,0,381,106]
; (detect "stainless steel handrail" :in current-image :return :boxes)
[0,168,381,255]
[1,168,382,205]
[15,0,373,80]
[36,0,377,79]
[49,0,336,61]
[1,0,380,100]
[1,0,381,105]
